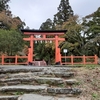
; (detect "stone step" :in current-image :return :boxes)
[0,67,43,74]
[34,77,78,85]
[47,87,81,95]
[0,76,78,86]
[0,66,73,74]
[1,71,74,79]
[18,94,79,100]
[0,85,81,96]
[50,72,74,77]
[0,85,47,93]
[0,95,19,100]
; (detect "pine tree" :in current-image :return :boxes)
[54,0,74,26]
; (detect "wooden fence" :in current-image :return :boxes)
[0,55,98,65]
[61,55,98,65]
[0,55,28,65]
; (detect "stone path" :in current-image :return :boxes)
[0,65,82,100]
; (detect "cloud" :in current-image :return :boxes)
[9,0,61,29]
[70,0,100,17]
[9,0,100,29]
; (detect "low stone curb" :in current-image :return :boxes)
[0,77,78,86]
[0,95,19,100]
[0,66,72,74]
[1,71,74,79]
[0,85,81,95]
[47,87,82,95]
[0,85,47,92]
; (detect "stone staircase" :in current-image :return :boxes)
[0,65,82,100]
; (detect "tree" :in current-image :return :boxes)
[0,10,25,30]
[39,18,55,30]
[0,0,10,12]
[0,29,24,56]
[38,0,74,61]
[82,7,100,57]
[58,15,85,56]
[39,19,55,64]
[34,41,55,64]
[83,7,100,39]
[84,35,100,57]
[0,0,25,30]
[53,0,74,26]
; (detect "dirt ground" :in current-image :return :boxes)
[73,66,100,100]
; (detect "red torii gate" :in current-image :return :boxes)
[21,29,67,64]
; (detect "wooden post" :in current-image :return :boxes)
[59,52,61,63]
[30,35,34,62]
[15,55,17,65]
[83,55,86,65]
[2,55,4,65]
[43,34,46,38]
[28,47,31,64]
[55,35,59,63]
[58,48,61,63]
[71,55,74,65]
[94,55,98,64]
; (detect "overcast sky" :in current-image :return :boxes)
[9,0,100,29]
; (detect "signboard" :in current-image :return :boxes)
[63,49,67,53]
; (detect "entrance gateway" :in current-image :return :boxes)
[21,29,67,64]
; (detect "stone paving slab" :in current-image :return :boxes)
[18,94,79,100]
[49,72,74,77]
[47,88,81,95]
[0,85,81,95]
[0,85,47,92]
[0,77,78,86]
[34,77,64,85]
[64,79,78,85]
[0,95,19,100]
[6,71,74,78]
[8,72,44,78]
[0,67,44,73]
[0,77,62,81]
[0,65,72,73]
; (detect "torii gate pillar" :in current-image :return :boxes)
[55,35,61,63]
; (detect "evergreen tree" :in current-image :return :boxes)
[0,0,10,12]
[39,18,56,63]
[39,18,55,30]
[83,7,100,57]
[54,0,74,26]
[83,7,100,39]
